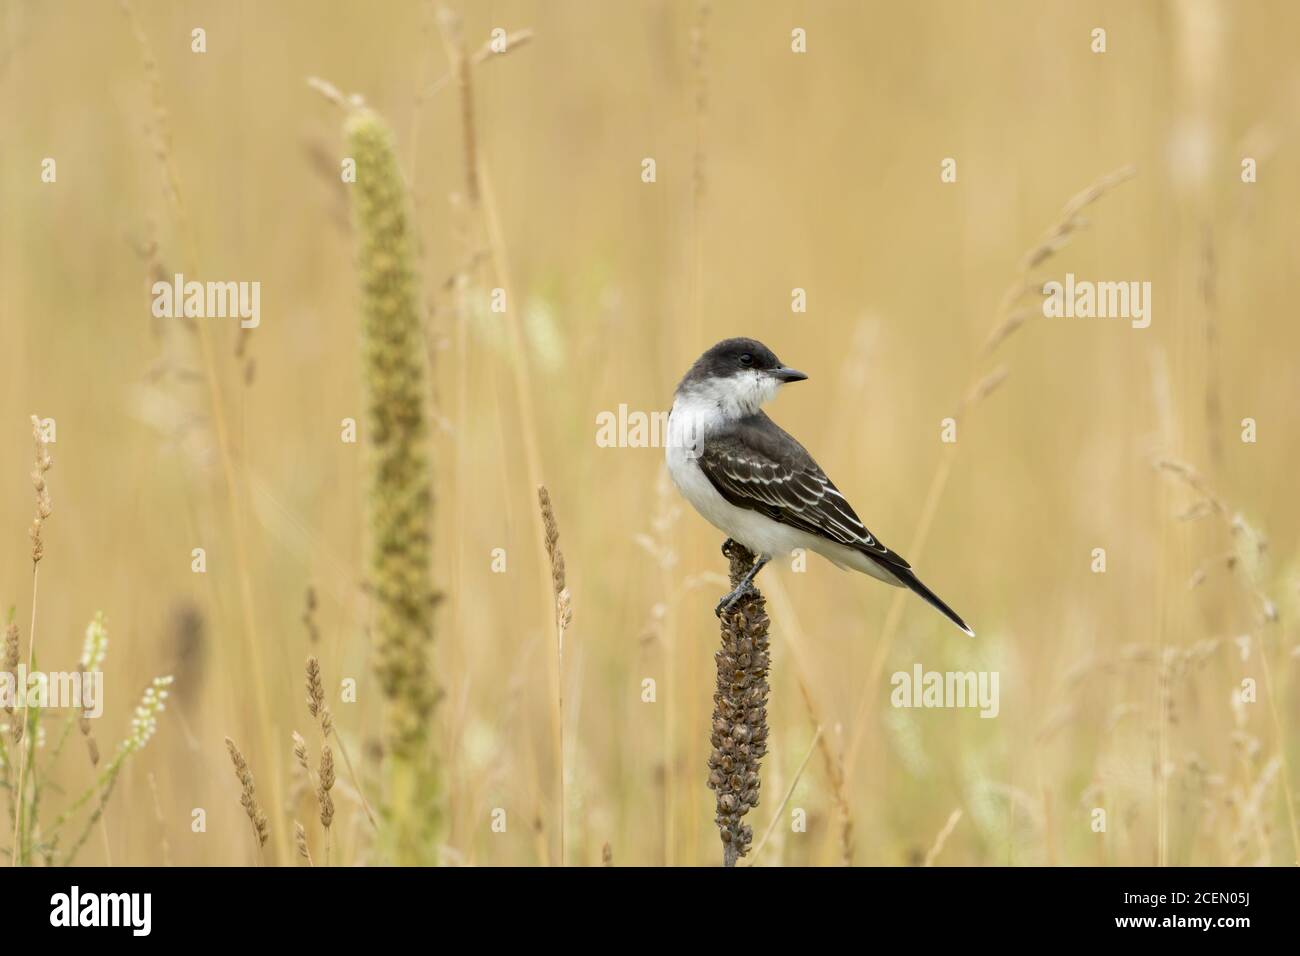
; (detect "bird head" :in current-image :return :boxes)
[678,337,807,418]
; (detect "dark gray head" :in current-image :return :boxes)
[676,337,808,415]
[680,337,807,387]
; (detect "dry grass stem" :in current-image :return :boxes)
[923,809,964,866]
[225,737,269,854]
[796,679,854,865]
[304,656,376,833]
[12,415,53,865]
[306,75,361,112]
[747,726,821,864]
[1154,458,1300,862]
[436,7,479,206]
[420,27,534,102]
[122,0,285,861]
[844,166,1137,787]
[537,485,571,864]
[3,622,17,742]
[145,773,172,867]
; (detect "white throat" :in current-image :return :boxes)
[676,370,777,424]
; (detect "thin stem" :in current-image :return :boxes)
[1258,625,1300,864]
[11,564,38,866]
[121,0,286,863]
[99,806,113,865]
[59,765,121,866]
[331,730,378,831]
[431,6,554,862]
[746,726,822,864]
[556,614,565,867]
[923,809,964,867]
[841,168,1135,797]
[481,167,556,858]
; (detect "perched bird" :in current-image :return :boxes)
[665,337,974,636]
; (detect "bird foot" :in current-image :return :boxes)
[714,580,757,617]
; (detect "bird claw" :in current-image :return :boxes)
[714,581,755,617]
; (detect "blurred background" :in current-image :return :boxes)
[1,0,1298,866]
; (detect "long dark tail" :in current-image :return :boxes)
[887,565,975,637]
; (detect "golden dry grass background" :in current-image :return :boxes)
[1,0,1298,865]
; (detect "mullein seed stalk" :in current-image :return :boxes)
[346,105,441,864]
[709,540,771,866]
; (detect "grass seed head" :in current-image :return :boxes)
[29,415,52,565]
[318,744,335,829]
[305,655,334,738]
[294,820,312,864]
[225,735,269,849]
[348,105,439,760]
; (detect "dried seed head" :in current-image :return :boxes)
[539,488,574,654]
[305,656,335,740]
[3,623,17,672]
[319,743,335,792]
[225,736,269,849]
[294,821,312,863]
[557,587,573,631]
[305,656,325,718]
[29,415,53,565]
[318,786,334,830]
[709,541,771,865]
[302,588,321,644]
[539,488,565,587]
[3,623,17,731]
[318,743,336,829]
[292,730,310,773]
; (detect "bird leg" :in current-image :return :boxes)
[715,554,770,617]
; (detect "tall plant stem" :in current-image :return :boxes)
[10,565,38,866]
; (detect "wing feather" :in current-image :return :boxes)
[697,414,911,571]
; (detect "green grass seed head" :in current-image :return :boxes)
[346,105,441,862]
[347,108,437,757]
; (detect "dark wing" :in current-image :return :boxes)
[697,413,910,571]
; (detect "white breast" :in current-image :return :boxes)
[665,393,811,559]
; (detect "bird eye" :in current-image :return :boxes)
[739,353,754,367]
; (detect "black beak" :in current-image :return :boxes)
[772,367,808,383]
